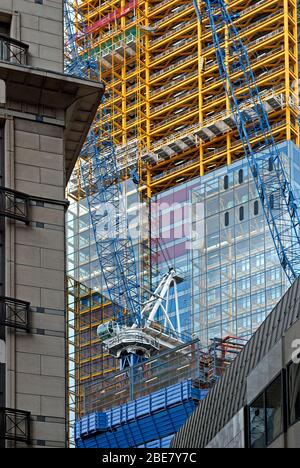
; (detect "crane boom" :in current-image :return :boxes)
[193,0,300,283]
[65,1,141,327]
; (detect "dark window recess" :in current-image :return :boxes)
[0,20,10,37]
[0,296,30,332]
[268,158,274,172]
[248,374,283,448]
[225,212,229,227]
[288,362,300,425]
[0,187,30,224]
[238,169,244,184]
[249,394,266,448]
[0,408,31,444]
[0,364,4,408]
[265,375,283,445]
[239,206,244,221]
[254,200,259,216]
[0,19,28,65]
[224,175,229,190]
[269,194,275,210]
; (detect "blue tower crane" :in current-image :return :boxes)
[193,0,300,283]
[64,0,184,370]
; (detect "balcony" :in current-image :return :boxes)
[0,297,30,332]
[0,34,29,65]
[0,408,31,445]
[0,187,30,224]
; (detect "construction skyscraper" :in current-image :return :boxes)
[67,0,300,448]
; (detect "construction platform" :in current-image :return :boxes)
[74,379,208,448]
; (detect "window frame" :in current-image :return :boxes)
[286,360,300,428]
[247,371,286,448]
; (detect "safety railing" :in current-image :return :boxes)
[0,34,28,65]
[0,297,30,332]
[0,187,30,224]
[0,408,31,444]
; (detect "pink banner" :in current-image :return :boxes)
[87,0,138,34]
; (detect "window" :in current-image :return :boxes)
[268,157,274,172]
[248,374,283,448]
[249,394,266,448]
[239,206,244,221]
[288,362,300,425]
[0,16,11,62]
[224,212,229,226]
[269,194,274,210]
[238,169,244,184]
[265,375,283,445]
[254,200,259,216]
[224,175,229,190]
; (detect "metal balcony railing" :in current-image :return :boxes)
[0,187,30,224]
[0,408,31,444]
[0,34,29,65]
[0,297,30,332]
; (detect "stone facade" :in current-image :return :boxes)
[0,0,64,72]
[0,0,104,448]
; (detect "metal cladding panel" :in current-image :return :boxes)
[172,277,300,448]
[76,401,198,448]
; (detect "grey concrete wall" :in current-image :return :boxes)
[206,409,245,449]
[0,0,63,73]
[4,117,67,448]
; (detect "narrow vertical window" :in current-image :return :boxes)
[225,212,229,226]
[254,201,259,216]
[268,157,274,172]
[224,175,229,190]
[239,206,244,221]
[238,169,244,184]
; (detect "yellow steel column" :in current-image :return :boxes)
[284,0,291,141]
[291,0,299,145]
[145,0,151,152]
[197,0,204,177]
[225,16,231,167]
[121,0,127,147]
[146,167,152,198]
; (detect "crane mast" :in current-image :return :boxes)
[65,1,184,369]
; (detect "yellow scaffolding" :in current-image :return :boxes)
[76,0,298,196]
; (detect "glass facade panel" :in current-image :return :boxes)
[249,394,266,448]
[152,142,300,345]
[249,374,283,448]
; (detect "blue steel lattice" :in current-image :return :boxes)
[193,0,300,283]
[64,1,141,326]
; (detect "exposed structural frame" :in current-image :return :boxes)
[193,0,300,284]
[76,0,299,196]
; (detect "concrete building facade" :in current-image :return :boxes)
[0,0,104,448]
